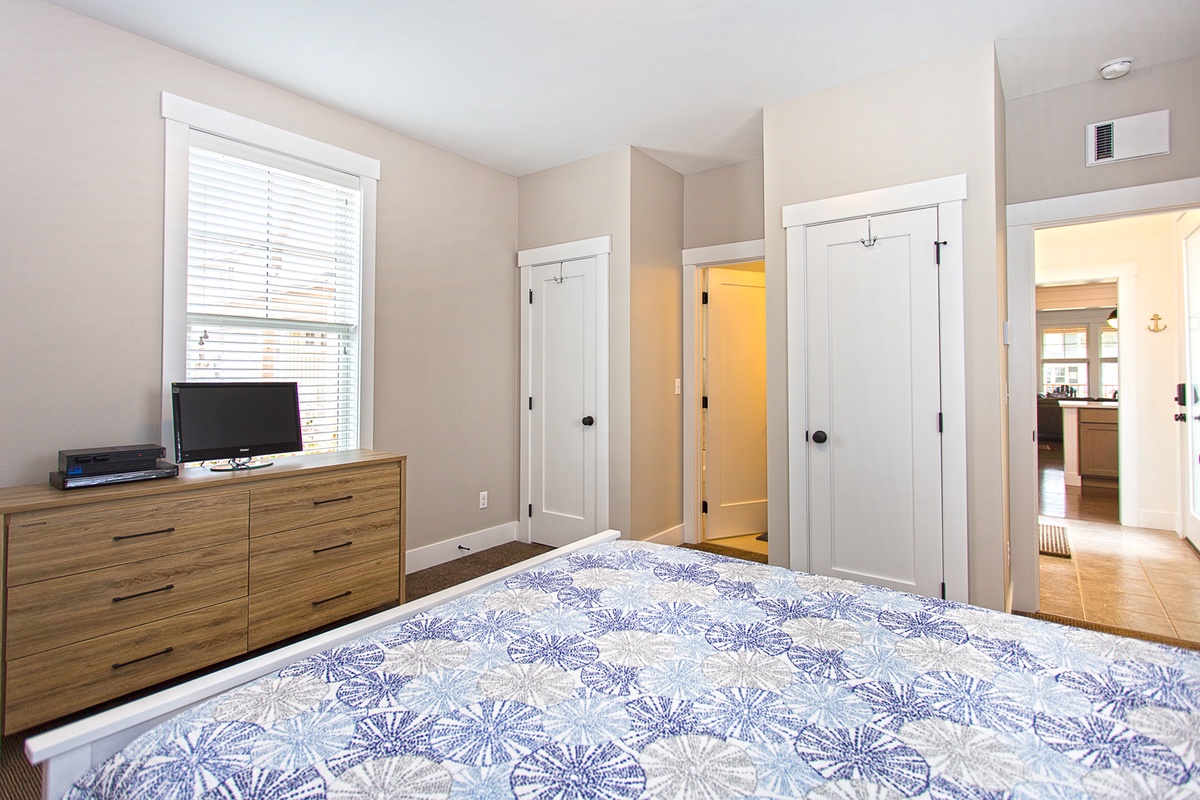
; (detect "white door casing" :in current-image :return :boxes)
[519,237,611,547]
[1006,177,1200,613]
[703,267,768,539]
[804,209,944,596]
[786,175,968,602]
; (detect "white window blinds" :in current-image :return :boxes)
[185,131,364,454]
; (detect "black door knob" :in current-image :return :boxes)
[582,415,595,426]
[811,430,827,444]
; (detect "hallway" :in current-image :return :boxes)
[1038,442,1200,644]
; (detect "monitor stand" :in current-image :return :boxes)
[208,459,274,472]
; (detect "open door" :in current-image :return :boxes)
[1180,211,1200,549]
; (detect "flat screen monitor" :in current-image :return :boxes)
[172,381,303,467]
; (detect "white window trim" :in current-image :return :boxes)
[160,93,379,450]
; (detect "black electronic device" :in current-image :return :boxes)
[50,460,178,490]
[171,381,304,469]
[58,444,166,476]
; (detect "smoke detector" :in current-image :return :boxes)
[1099,57,1134,80]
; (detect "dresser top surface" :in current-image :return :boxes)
[0,450,405,516]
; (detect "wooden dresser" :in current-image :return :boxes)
[0,449,405,733]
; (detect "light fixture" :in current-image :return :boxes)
[1107,308,1118,328]
[1099,57,1134,80]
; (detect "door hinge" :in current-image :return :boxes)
[940,582,946,600]
[934,240,948,266]
[529,397,533,410]
[529,289,533,304]
[701,291,708,305]
[528,503,533,517]
[701,500,708,514]
[938,412,943,433]
[702,396,708,409]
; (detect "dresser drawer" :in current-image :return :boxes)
[4,598,248,734]
[250,508,399,593]
[7,491,249,586]
[6,541,248,660]
[249,465,399,537]
[248,555,399,650]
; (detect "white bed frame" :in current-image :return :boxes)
[25,530,621,800]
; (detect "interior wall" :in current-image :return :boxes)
[630,148,684,540]
[1035,214,1182,528]
[517,148,634,538]
[1007,54,1200,205]
[763,42,1008,609]
[683,159,764,249]
[0,0,520,554]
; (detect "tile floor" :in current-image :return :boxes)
[1039,518,1200,641]
[1038,439,1200,643]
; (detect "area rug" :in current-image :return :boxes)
[1039,523,1072,558]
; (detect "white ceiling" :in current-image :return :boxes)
[46,0,1200,176]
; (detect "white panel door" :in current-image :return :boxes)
[530,258,600,547]
[1180,212,1200,549]
[704,267,767,539]
[805,208,944,597]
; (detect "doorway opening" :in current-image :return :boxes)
[682,240,767,563]
[1015,205,1200,643]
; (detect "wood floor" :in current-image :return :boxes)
[1038,441,1200,643]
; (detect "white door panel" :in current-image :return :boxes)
[529,259,599,547]
[704,268,767,539]
[1181,212,1200,549]
[805,208,943,597]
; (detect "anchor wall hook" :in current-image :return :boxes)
[860,217,877,248]
[1148,314,1167,333]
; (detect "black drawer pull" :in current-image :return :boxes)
[112,583,175,603]
[313,540,353,555]
[112,646,173,670]
[312,590,352,606]
[113,527,176,542]
[313,495,354,506]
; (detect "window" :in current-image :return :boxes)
[1037,311,1118,399]
[1041,325,1089,396]
[162,95,379,454]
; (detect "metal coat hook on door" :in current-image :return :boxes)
[860,217,878,248]
[552,263,565,284]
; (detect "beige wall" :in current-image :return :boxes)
[0,0,520,553]
[1007,54,1200,205]
[763,43,1009,609]
[630,148,684,540]
[517,148,634,537]
[683,160,764,249]
[1035,213,1183,527]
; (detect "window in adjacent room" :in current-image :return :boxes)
[1037,311,1118,399]
[161,94,380,454]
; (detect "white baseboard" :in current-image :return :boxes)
[639,523,684,546]
[1136,509,1177,533]
[405,522,519,574]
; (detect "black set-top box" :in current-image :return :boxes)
[59,444,166,476]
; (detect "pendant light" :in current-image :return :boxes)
[1107,308,1118,328]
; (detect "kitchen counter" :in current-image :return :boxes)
[1058,400,1118,486]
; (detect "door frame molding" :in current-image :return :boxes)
[784,175,969,602]
[1006,177,1200,612]
[681,240,766,546]
[518,236,612,544]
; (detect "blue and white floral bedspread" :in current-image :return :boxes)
[66,540,1200,799]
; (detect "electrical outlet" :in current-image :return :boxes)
[675,378,681,395]
[479,491,488,509]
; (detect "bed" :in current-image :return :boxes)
[27,530,1200,799]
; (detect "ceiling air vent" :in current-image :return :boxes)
[1086,110,1170,166]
